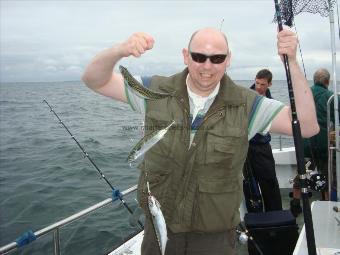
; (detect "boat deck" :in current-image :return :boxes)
[109,189,328,255]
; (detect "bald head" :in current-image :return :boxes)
[188,28,229,52]
[313,68,330,87]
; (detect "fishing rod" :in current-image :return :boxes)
[219,18,224,31]
[43,99,144,230]
[273,1,317,255]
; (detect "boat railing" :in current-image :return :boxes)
[272,135,294,151]
[0,185,138,255]
[327,93,340,199]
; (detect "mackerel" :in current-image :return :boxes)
[119,65,172,100]
[147,182,168,255]
[127,120,175,163]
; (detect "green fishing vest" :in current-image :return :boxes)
[137,68,257,233]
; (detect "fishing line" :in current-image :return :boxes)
[337,0,340,39]
[273,1,317,255]
[293,20,307,78]
[43,99,144,230]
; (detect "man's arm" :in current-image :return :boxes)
[270,29,319,138]
[82,32,154,102]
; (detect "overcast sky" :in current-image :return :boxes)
[1,0,339,82]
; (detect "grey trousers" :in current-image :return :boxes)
[141,218,237,255]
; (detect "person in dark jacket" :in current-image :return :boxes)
[291,68,339,215]
[307,69,335,176]
[245,69,283,212]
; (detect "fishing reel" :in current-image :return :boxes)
[306,172,327,191]
[236,230,249,245]
[289,161,327,192]
[236,223,264,255]
[235,223,249,245]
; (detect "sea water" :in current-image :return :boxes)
[0,80,312,254]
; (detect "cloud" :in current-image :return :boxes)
[0,1,339,82]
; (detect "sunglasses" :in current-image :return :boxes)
[190,52,227,64]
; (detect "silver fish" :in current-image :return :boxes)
[119,65,172,100]
[148,191,168,255]
[127,120,175,163]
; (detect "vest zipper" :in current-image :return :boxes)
[175,96,191,148]
[178,106,226,224]
[201,106,226,128]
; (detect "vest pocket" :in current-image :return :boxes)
[192,178,241,232]
[204,128,243,165]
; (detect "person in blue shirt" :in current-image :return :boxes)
[245,69,283,212]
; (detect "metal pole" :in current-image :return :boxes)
[327,95,338,198]
[53,228,61,255]
[328,0,340,201]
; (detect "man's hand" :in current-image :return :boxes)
[119,32,155,58]
[277,28,298,62]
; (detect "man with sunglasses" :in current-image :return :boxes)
[82,27,319,255]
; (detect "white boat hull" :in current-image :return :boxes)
[109,231,144,255]
[273,146,297,189]
[293,201,340,255]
